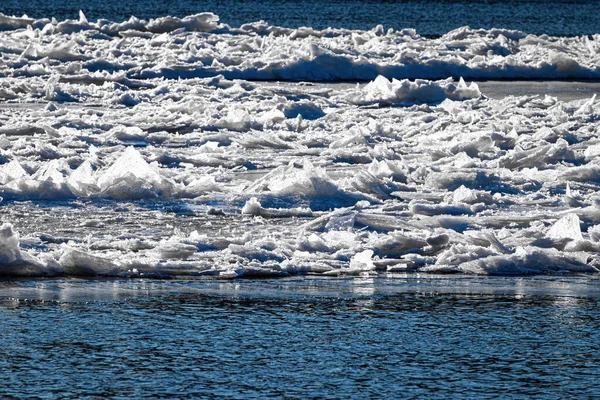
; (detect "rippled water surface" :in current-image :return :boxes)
[3,0,600,36]
[1,276,599,398]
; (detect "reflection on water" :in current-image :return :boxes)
[2,274,599,302]
[1,275,600,398]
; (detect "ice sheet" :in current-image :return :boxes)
[2,13,600,277]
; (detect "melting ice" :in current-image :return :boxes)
[1,12,600,277]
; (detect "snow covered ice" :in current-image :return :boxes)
[1,12,600,277]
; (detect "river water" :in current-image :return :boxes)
[2,275,600,398]
[3,0,600,36]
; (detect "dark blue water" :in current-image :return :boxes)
[2,0,599,36]
[1,276,600,398]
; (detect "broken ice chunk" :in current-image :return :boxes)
[547,214,583,242]
[96,147,175,199]
[0,160,29,185]
[348,249,375,272]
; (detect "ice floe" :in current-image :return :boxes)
[1,12,600,277]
